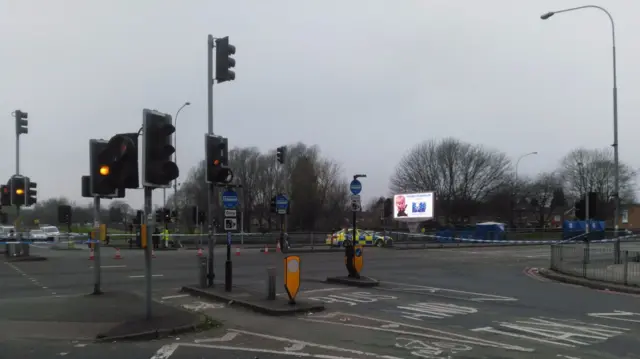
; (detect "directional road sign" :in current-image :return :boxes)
[351,194,361,212]
[275,194,289,215]
[224,218,238,231]
[350,179,362,195]
[222,190,239,209]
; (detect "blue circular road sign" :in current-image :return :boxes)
[275,194,289,210]
[350,179,362,195]
[222,190,239,209]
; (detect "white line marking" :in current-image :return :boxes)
[302,312,532,352]
[379,281,517,302]
[150,343,179,359]
[588,310,640,323]
[161,294,189,300]
[178,343,377,359]
[89,265,127,269]
[129,274,163,278]
[228,329,402,358]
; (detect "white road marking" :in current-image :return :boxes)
[276,287,343,297]
[284,343,306,351]
[472,317,628,348]
[182,301,225,312]
[557,355,582,359]
[388,302,477,321]
[378,281,517,302]
[302,312,532,352]
[89,265,126,269]
[177,343,384,359]
[4,261,56,296]
[307,292,397,306]
[195,332,238,343]
[161,294,189,300]
[129,274,163,278]
[588,310,640,323]
[150,343,179,359]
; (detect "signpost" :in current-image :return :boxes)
[276,194,289,252]
[347,175,366,279]
[222,189,238,292]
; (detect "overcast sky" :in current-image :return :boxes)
[1,0,639,209]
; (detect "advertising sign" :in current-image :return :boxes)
[393,192,434,219]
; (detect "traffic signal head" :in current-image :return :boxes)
[0,185,9,206]
[58,205,72,224]
[10,176,26,206]
[143,109,179,188]
[101,133,139,189]
[15,110,28,135]
[575,199,586,220]
[270,196,276,214]
[205,134,233,184]
[215,36,236,83]
[276,146,287,164]
[26,178,37,206]
[90,139,118,197]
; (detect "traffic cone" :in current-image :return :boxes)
[235,247,240,256]
[197,248,203,257]
[264,245,269,254]
[276,241,281,253]
[114,248,122,260]
[152,249,156,259]
[89,248,94,260]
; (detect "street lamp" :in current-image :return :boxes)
[540,5,620,237]
[513,152,537,227]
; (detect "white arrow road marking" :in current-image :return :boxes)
[150,344,179,359]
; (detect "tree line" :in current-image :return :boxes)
[6,138,636,231]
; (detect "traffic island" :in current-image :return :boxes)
[181,285,325,316]
[538,268,640,295]
[326,275,379,287]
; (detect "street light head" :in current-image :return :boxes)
[185,102,191,106]
[532,151,538,155]
[540,12,554,20]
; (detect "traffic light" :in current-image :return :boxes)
[276,146,287,164]
[15,110,28,135]
[155,209,163,224]
[58,205,72,224]
[215,36,236,83]
[588,192,598,219]
[198,210,206,225]
[575,199,585,220]
[205,134,233,184]
[90,139,116,197]
[142,109,178,188]
[10,176,26,207]
[164,208,171,223]
[26,178,37,206]
[270,195,276,214]
[0,185,9,206]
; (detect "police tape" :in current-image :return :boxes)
[407,233,639,245]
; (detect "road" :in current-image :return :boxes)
[2,244,640,358]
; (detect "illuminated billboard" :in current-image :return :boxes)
[393,192,434,220]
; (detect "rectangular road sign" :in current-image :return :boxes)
[224,209,237,217]
[224,218,238,231]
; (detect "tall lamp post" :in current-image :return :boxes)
[540,5,620,237]
[512,151,538,227]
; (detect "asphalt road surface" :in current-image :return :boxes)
[3,244,640,358]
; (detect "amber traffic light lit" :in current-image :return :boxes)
[16,189,24,195]
[99,165,110,176]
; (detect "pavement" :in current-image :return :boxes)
[3,243,640,358]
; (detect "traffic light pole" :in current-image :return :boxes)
[92,196,103,295]
[585,192,590,235]
[15,129,21,235]
[143,187,153,319]
[207,35,216,286]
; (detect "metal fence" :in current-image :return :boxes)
[550,241,640,286]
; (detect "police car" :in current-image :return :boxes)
[326,229,392,247]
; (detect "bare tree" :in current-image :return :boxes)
[560,147,637,206]
[390,138,511,223]
[527,172,563,227]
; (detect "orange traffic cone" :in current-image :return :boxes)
[152,249,156,258]
[89,248,94,260]
[264,245,269,254]
[114,248,122,260]
[276,241,281,253]
[197,248,203,257]
[235,247,240,256]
